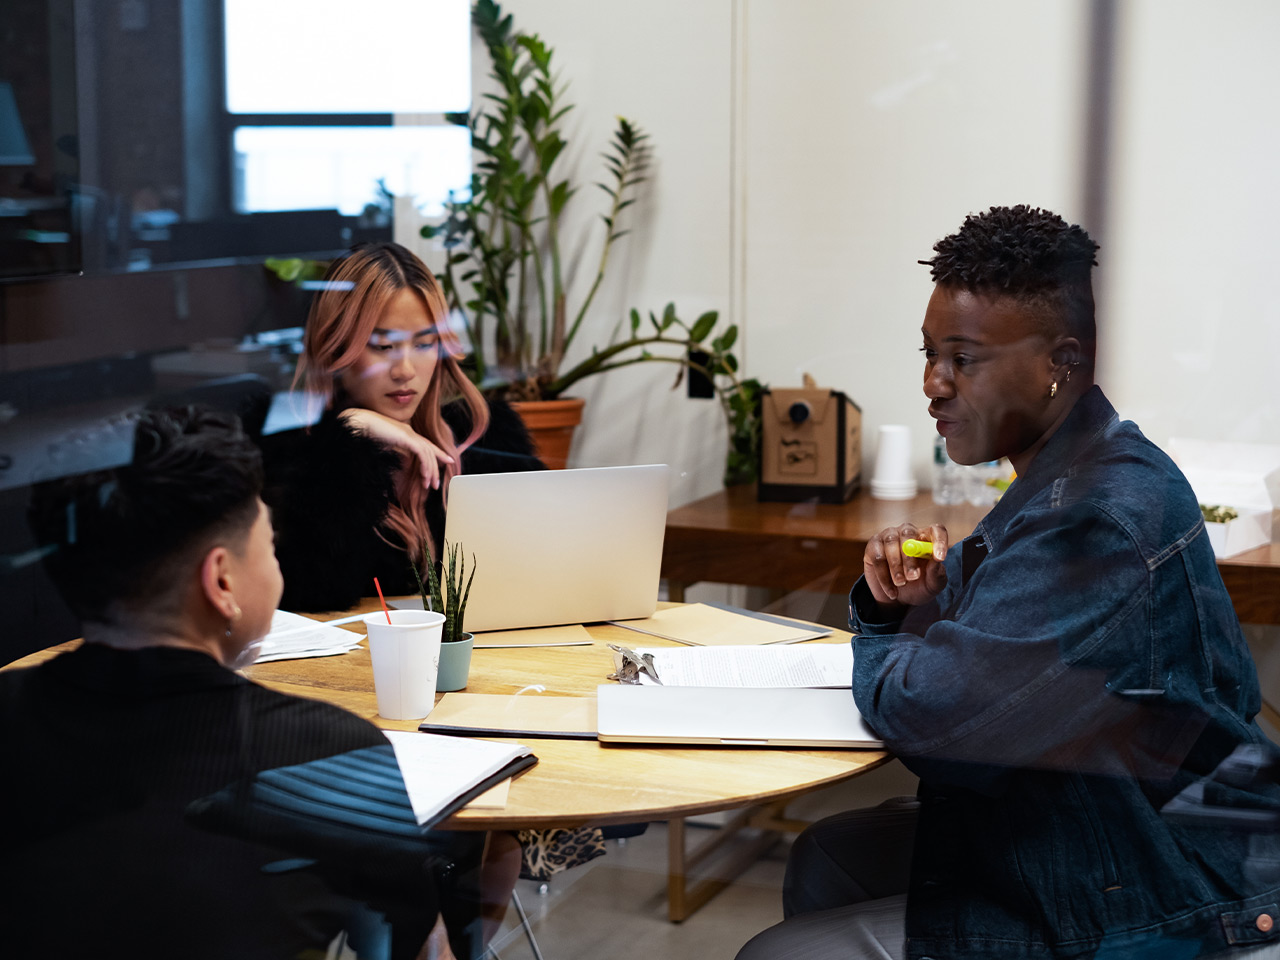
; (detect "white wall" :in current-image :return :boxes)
[402,1,1280,506]
[1103,0,1280,449]
[740,0,1089,485]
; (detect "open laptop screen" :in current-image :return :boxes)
[443,464,669,632]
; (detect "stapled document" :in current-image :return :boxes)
[629,643,853,688]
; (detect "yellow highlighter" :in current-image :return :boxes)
[901,539,935,559]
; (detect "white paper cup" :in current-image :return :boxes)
[364,610,445,720]
[871,424,918,500]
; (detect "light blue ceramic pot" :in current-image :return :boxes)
[435,634,474,692]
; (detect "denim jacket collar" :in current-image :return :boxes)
[974,385,1119,554]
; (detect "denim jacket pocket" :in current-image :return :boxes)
[1221,901,1280,945]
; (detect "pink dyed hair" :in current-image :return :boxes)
[295,242,489,562]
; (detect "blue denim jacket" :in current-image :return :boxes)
[850,387,1280,959]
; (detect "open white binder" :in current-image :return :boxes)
[595,685,883,748]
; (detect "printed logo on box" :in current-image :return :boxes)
[780,439,818,475]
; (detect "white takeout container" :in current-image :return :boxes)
[1166,439,1279,560]
[1204,508,1271,559]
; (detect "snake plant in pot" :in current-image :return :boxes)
[412,541,476,691]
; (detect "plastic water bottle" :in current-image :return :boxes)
[966,459,1001,507]
[932,434,965,505]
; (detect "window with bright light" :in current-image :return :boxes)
[223,0,470,215]
[232,125,471,216]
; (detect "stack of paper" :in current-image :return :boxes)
[629,643,853,688]
[254,610,365,663]
[611,602,831,646]
[384,730,535,824]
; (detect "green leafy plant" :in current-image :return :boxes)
[423,0,648,398]
[263,257,330,285]
[410,541,476,643]
[1200,503,1239,524]
[422,1,745,403]
[723,376,764,487]
[559,302,763,485]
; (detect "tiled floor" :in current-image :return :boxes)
[487,759,920,960]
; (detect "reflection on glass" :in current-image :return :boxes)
[233,125,472,217]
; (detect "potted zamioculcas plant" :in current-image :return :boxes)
[412,541,477,692]
[424,1,763,475]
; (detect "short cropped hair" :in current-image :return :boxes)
[920,205,1099,344]
[29,406,263,624]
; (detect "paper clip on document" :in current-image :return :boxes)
[607,643,663,685]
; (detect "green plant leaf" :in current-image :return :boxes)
[689,311,718,343]
[548,180,572,218]
[457,555,477,636]
[263,257,303,282]
[630,308,641,334]
[712,324,738,352]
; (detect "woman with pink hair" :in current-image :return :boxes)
[261,241,541,613]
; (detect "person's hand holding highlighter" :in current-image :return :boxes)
[863,522,950,615]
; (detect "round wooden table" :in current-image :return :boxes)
[243,600,889,831]
[8,601,887,921]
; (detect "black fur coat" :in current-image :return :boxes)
[259,399,542,612]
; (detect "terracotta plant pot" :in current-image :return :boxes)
[510,397,585,469]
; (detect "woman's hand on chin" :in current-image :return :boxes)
[340,407,455,491]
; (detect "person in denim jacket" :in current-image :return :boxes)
[737,206,1280,960]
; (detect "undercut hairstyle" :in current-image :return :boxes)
[29,406,263,624]
[296,241,488,563]
[921,205,1099,346]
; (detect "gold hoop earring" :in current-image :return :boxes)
[1050,381,1058,399]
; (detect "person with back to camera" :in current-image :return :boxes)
[736,206,1280,959]
[259,240,542,615]
[2,406,473,960]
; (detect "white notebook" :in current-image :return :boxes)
[383,731,534,825]
[629,644,853,688]
[595,685,882,748]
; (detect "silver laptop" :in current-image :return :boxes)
[443,464,669,632]
[596,685,883,748]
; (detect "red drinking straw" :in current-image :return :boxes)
[373,577,392,624]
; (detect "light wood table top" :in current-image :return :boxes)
[664,485,1280,625]
[5,601,886,831]
[251,601,888,830]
